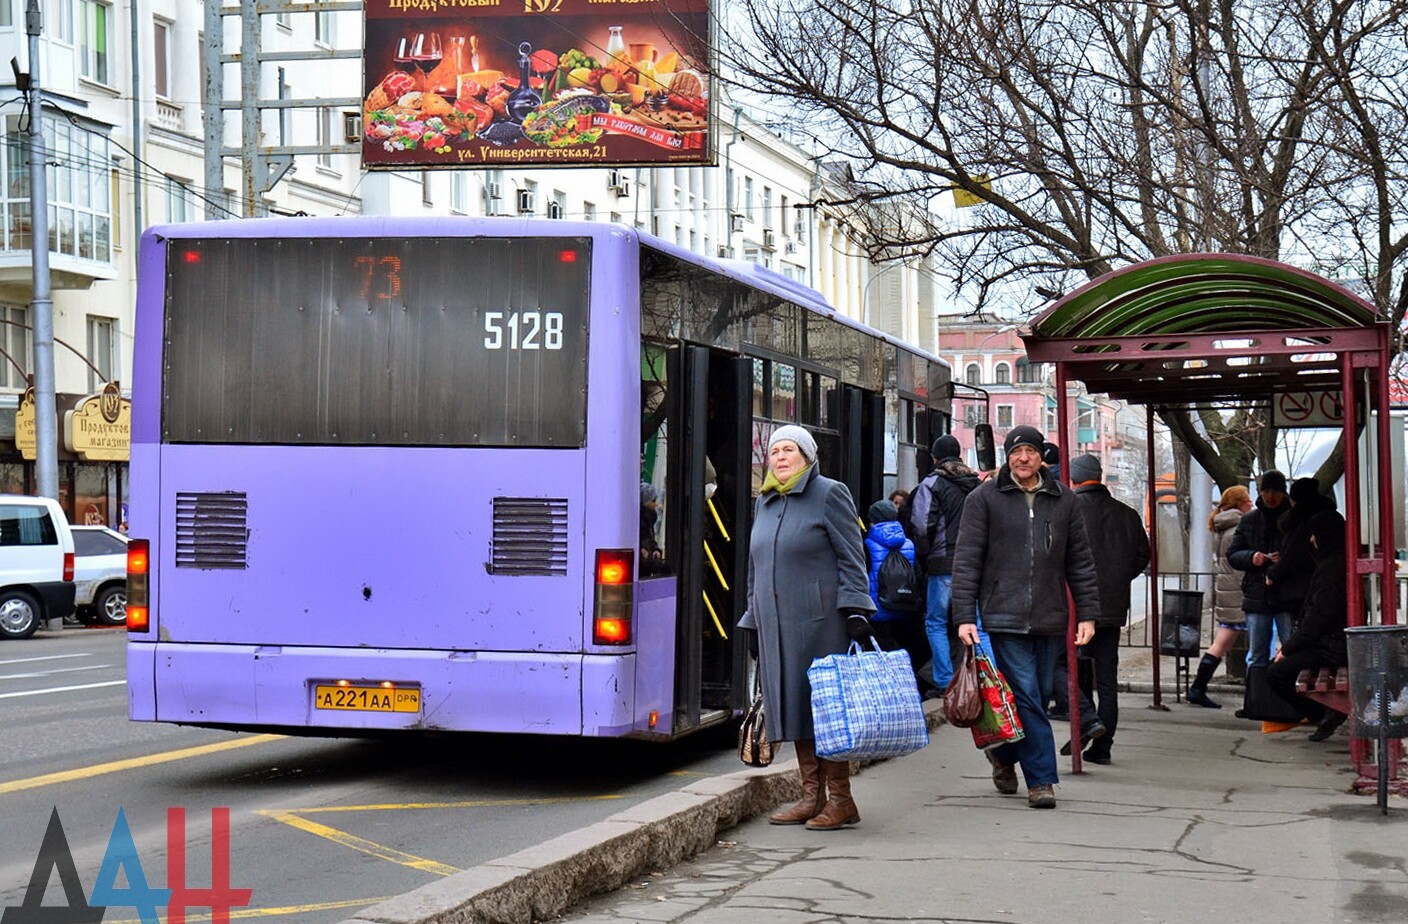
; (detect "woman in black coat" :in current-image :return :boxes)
[738,424,875,831]
[1266,510,1349,741]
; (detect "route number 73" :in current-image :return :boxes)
[484,311,565,350]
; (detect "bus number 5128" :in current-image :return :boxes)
[484,311,564,350]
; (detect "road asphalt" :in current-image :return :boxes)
[341,658,1406,924]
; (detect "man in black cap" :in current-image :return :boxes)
[907,433,983,689]
[1227,470,1291,675]
[951,425,1101,809]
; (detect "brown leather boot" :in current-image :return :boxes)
[805,758,860,830]
[768,739,826,825]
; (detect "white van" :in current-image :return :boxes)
[0,495,77,639]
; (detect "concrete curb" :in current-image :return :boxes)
[339,704,946,924]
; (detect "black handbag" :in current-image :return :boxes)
[1241,665,1302,722]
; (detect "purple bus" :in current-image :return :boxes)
[126,217,952,739]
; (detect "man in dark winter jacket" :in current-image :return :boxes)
[1227,471,1290,671]
[953,425,1101,809]
[908,434,983,689]
[1265,509,1349,741]
[1052,454,1150,764]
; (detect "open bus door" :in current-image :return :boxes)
[664,345,746,734]
[837,385,886,514]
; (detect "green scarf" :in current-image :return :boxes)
[761,464,811,495]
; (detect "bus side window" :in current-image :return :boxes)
[640,344,672,576]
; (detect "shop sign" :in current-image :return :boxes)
[64,382,132,461]
[361,0,712,170]
[14,386,35,460]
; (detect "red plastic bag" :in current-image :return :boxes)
[970,650,1026,750]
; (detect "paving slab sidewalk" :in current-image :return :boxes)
[556,702,1406,924]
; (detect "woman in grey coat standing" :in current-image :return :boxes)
[738,424,875,830]
[1187,485,1253,707]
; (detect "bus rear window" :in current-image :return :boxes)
[162,237,590,447]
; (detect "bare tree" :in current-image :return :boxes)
[719,0,1408,489]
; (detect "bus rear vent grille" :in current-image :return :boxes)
[175,492,249,569]
[491,497,568,576]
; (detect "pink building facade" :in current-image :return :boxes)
[937,321,1132,485]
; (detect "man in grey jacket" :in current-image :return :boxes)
[952,426,1101,809]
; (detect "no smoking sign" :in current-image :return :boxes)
[1272,390,1344,428]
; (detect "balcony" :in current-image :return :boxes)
[156,100,184,133]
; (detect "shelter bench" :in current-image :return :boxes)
[1296,666,1350,715]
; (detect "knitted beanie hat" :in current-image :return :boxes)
[1003,425,1045,457]
[931,434,961,461]
[768,424,817,463]
[1069,454,1103,484]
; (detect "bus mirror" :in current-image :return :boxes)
[974,424,996,472]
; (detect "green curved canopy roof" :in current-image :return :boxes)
[1031,254,1378,338]
[1023,254,1386,406]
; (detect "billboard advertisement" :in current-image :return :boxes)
[361,0,712,170]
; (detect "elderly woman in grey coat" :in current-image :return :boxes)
[738,425,875,831]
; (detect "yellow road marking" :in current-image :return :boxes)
[260,811,461,876]
[261,793,622,815]
[0,735,284,796]
[100,895,396,923]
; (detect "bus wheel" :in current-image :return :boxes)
[0,590,41,639]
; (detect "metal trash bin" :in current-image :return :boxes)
[1159,589,1204,658]
[1345,625,1408,740]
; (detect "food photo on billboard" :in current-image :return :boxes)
[362,0,712,169]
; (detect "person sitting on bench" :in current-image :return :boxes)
[1265,509,1349,742]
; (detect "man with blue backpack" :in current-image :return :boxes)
[907,434,982,689]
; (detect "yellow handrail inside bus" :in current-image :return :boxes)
[706,497,730,542]
[702,591,728,639]
[703,540,730,591]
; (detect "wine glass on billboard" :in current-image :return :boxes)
[411,32,443,91]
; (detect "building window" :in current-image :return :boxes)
[582,201,595,221]
[79,0,111,85]
[315,107,333,168]
[315,8,336,47]
[1017,358,1041,383]
[47,0,74,40]
[3,116,113,263]
[763,186,772,227]
[450,172,468,213]
[964,403,988,426]
[994,362,1011,385]
[548,190,565,219]
[153,19,171,99]
[0,305,30,389]
[743,177,754,219]
[965,362,981,386]
[165,176,192,223]
[86,315,115,391]
[996,404,1014,429]
[421,172,432,206]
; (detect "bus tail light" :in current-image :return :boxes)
[63,552,74,582]
[593,549,634,645]
[127,539,150,633]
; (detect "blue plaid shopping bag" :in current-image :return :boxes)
[809,639,930,761]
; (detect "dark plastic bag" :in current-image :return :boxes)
[943,644,983,728]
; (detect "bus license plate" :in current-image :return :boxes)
[313,684,421,713]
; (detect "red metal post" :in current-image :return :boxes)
[1373,339,1398,625]
[1055,362,1083,773]
[1147,404,1161,709]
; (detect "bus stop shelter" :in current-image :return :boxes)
[1022,254,1400,791]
